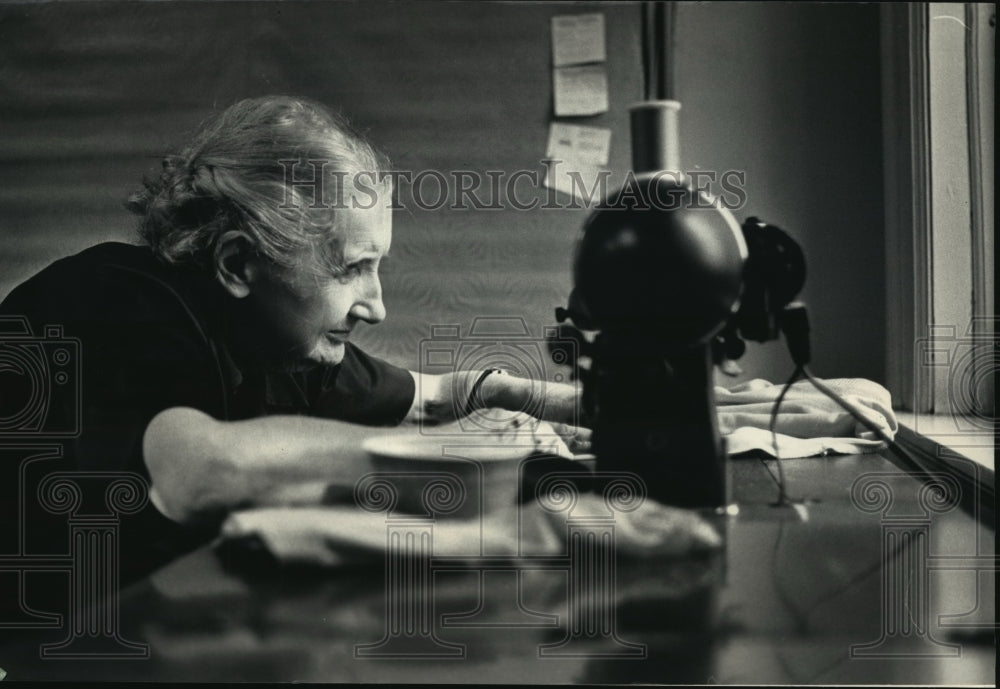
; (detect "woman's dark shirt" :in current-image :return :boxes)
[0,242,414,585]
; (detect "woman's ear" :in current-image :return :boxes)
[214,231,259,298]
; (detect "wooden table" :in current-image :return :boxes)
[0,428,994,684]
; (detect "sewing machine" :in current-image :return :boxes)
[553,100,806,509]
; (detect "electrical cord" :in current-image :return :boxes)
[762,301,809,507]
[640,4,652,101]
[769,302,926,505]
[768,366,805,507]
[800,366,922,473]
[653,1,667,99]
[764,302,974,677]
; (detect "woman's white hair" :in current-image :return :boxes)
[126,95,390,277]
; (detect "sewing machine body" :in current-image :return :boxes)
[556,102,805,509]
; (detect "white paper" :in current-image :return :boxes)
[543,159,608,203]
[545,123,611,166]
[552,65,609,117]
[551,13,606,67]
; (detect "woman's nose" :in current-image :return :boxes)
[351,275,386,324]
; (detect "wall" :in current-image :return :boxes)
[675,2,886,384]
[0,0,640,372]
[0,1,884,384]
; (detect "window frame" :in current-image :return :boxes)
[881,2,994,418]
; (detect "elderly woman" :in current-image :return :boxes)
[0,95,581,582]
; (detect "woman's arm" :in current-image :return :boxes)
[142,407,378,525]
[404,370,586,428]
[144,372,589,526]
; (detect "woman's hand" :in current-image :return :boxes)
[405,369,588,430]
[477,369,586,428]
[404,369,497,425]
[549,422,593,455]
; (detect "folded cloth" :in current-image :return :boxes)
[220,494,721,567]
[715,377,897,458]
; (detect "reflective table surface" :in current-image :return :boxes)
[0,441,994,684]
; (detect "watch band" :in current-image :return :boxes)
[462,367,505,417]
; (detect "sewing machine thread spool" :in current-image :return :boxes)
[629,100,681,175]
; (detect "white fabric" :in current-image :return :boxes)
[717,377,897,458]
[221,494,722,567]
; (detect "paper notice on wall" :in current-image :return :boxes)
[551,13,606,67]
[543,159,608,203]
[545,123,611,166]
[553,65,609,117]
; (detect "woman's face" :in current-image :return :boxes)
[241,192,392,370]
